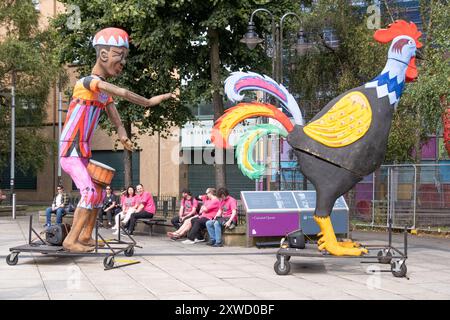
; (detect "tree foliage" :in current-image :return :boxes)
[397,0,450,162]
[52,0,299,185]
[53,0,299,137]
[288,1,386,119]
[0,0,62,175]
[288,0,450,163]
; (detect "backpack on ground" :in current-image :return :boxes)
[45,223,71,246]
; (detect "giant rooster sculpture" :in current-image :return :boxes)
[212,20,422,256]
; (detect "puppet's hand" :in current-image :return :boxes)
[168,92,179,102]
[120,136,134,152]
[146,93,178,107]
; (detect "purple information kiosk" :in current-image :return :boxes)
[241,191,349,238]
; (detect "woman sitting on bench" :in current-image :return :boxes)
[112,186,136,235]
[124,184,155,235]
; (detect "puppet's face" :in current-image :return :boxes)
[98,46,129,78]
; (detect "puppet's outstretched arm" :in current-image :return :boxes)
[98,81,175,108]
[105,102,133,151]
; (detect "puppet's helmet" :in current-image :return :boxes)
[92,28,129,49]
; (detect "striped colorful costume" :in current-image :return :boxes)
[60,75,113,209]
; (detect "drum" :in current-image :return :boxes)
[87,160,116,187]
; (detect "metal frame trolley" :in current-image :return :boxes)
[274,218,409,278]
[6,214,141,270]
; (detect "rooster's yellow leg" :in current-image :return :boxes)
[338,240,361,248]
[314,215,368,256]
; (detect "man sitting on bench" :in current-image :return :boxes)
[44,185,69,227]
[125,184,155,235]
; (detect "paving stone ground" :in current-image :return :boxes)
[1,216,449,300]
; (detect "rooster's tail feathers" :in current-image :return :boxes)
[211,102,294,149]
[224,71,304,125]
[236,124,288,180]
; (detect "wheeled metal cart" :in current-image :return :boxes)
[6,215,141,270]
[274,220,409,278]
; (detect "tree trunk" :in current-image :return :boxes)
[208,28,226,189]
[123,121,133,187]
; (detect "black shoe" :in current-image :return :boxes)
[213,242,223,247]
[206,241,216,246]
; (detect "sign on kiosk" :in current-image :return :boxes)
[241,191,349,238]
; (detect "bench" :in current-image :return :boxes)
[138,217,167,236]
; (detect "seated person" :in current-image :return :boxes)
[206,187,238,247]
[166,215,196,240]
[125,184,155,235]
[168,191,212,240]
[183,188,220,244]
[171,189,198,229]
[97,185,120,228]
[112,186,136,235]
[44,185,69,227]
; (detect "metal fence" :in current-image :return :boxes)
[350,164,450,231]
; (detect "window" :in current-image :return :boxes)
[1,165,37,190]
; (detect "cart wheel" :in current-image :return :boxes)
[377,250,392,264]
[391,261,407,278]
[274,260,291,276]
[103,256,115,269]
[124,247,134,257]
[276,253,291,262]
[6,253,18,266]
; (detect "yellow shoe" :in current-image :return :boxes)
[314,216,368,256]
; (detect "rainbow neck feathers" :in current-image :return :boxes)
[365,58,407,107]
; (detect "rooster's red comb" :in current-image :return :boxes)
[374,20,423,48]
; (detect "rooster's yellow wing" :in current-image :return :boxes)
[303,91,372,148]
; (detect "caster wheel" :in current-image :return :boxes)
[124,247,134,257]
[103,256,115,269]
[276,253,291,262]
[274,260,291,276]
[391,261,407,278]
[377,250,392,264]
[6,253,18,266]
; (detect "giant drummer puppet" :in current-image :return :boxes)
[60,27,176,252]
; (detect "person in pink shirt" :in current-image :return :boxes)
[183,188,221,244]
[206,187,238,247]
[125,184,155,235]
[171,189,198,229]
[112,186,136,235]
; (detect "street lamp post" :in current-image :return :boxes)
[57,80,63,185]
[10,70,16,219]
[241,9,307,191]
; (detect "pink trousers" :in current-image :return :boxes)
[60,157,104,209]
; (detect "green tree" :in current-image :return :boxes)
[0,0,62,177]
[398,0,450,163]
[53,0,297,188]
[287,0,450,164]
[289,1,386,119]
